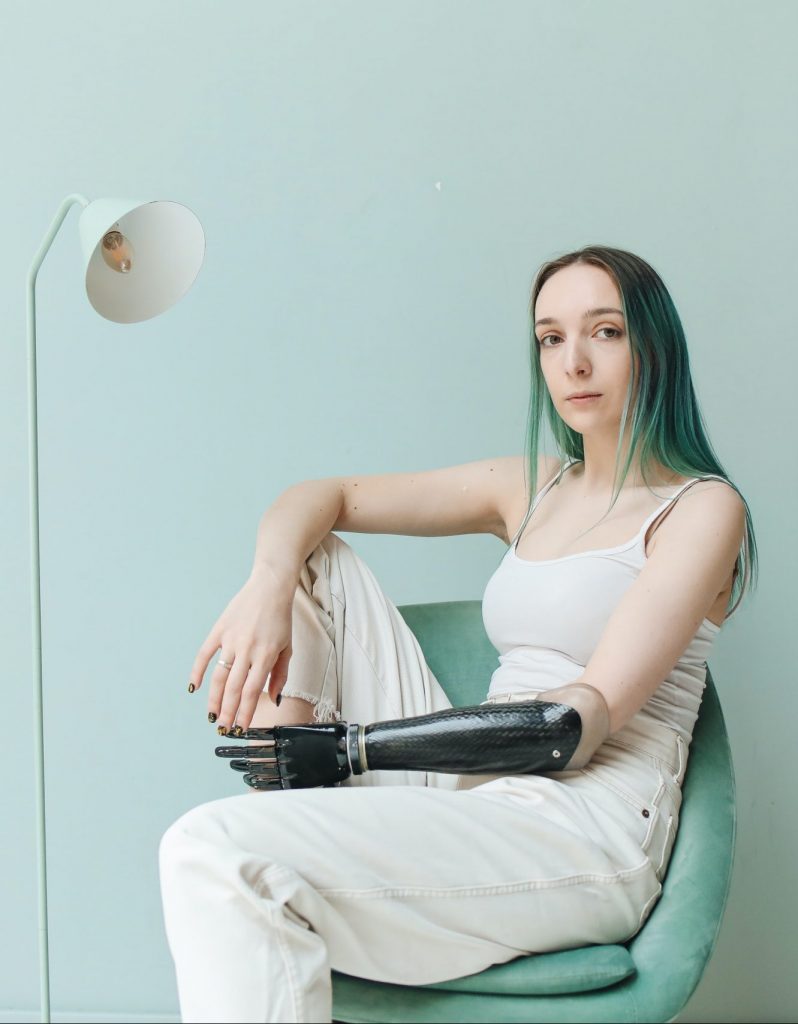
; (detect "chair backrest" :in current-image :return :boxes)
[397,599,503,706]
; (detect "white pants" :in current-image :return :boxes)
[159,532,686,1023]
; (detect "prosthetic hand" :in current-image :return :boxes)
[215,683,610,791]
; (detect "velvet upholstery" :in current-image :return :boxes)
[331,600,736,1023]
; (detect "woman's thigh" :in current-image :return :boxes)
[161,778,661,986]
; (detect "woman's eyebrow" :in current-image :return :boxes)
[534,306,624,327]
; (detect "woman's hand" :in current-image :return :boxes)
[188,568,297,733]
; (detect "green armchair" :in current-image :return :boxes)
[331,600,736,1023]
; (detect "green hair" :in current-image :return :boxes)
[516,244,757,621]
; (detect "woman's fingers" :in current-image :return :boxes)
[267,647,292,703]
[213,652,252,731]
[212,646,292,733]
[205,646,238,721]
[187,576,295,727]
[188,634,222,693]
[234,654,276,732]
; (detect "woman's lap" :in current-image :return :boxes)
[160,774,661,986]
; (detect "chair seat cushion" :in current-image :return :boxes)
[419,945,636,995]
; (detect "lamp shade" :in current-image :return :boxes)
[78,198,205,323]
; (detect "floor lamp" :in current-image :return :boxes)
[27,194,205,1022]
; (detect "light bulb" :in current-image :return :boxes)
[101,228,135,273]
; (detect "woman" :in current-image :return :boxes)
[159,245,757,1023]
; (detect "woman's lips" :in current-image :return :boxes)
[568,394,601,403]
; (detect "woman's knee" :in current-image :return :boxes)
[158,794,298,878]
[158,800,232,879]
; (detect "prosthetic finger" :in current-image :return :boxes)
[227,758,277,772]
[238,727,282,740]
[244,772,288,791]
[215,750,291,788]
[215,743,280,760]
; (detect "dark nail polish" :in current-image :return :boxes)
[231,725,244,738]
[217,725,228,736]
[276,693,282,707]
[188,683,195,693]
[208,712,217,723]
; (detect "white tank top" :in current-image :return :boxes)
[481,460,728,745]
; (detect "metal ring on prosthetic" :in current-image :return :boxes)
[215,683,610,791]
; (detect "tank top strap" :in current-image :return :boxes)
[532,458,579,510]
[508,459,579,549]
[636,473,731,543]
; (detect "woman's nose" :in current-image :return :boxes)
[563,341,591,374]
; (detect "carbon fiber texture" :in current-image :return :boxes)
[364,701,581,774]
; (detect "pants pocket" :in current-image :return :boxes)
[578,761,661,851]
[577,725,685,880]
[645,780,681,880]
[674,734,687,786]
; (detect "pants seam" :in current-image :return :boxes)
[607,736,678,776]
[254,866,304,1021]
[316,859,653,899]
[328,545,426,718]
[339,615,407,719]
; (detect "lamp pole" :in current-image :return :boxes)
[26,193,203,1023]
[27,193,90,1024]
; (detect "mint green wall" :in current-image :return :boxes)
[1,1,793,1020]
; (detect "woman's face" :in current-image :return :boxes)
[534,263,636,431]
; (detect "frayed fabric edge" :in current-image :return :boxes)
[280,688,341,724]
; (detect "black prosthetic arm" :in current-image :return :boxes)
[350,701,579,775]
[215,682,611,791]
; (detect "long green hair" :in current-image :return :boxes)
[515,244,757,621]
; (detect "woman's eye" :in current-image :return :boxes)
[539,327,622,347]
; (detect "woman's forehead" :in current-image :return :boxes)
[536,265,621,319]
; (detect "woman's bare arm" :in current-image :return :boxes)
[250,455,533,587]
[195,453,547,733]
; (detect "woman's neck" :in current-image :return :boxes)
[571,455,681,500]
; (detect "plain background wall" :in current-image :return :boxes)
[1,1,794,1020]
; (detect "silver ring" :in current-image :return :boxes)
[218,658,234,670]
